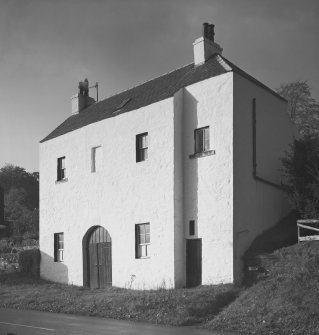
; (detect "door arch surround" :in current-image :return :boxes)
[82,225,112,288]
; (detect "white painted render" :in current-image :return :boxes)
[181,73,234,284]
[40,69,296,289]
[233,73,297,283]
[40,97,177,289]
[193,37,223,65]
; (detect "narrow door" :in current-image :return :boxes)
[88,226,112,288]
[186,238,202,288]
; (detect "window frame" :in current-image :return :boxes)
[194,126,210,154]
[57,156,66,181]
[54,232,64,262]
[135,223,150,259]
[136,132,148,163]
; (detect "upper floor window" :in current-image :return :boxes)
[91,146,102,172]
[135,223,150,258]
[136,132,148,162]
[195,126,210,153]
[54,232,64,262]
[57,157,66,181]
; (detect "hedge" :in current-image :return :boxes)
[18,249,40,276]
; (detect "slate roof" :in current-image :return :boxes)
[40,54,285,143]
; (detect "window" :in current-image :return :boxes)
[135,223,150,258]
[136,133,148,162]
[91,146,102,172]
[195,126,210,153]
[54,233,64,262]
[57,157,66,181]
[189,220,195,236]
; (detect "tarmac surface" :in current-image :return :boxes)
[0,308,238,335]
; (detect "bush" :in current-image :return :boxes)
[0,238,15,253]
[282,137,319,218]
[19,249,40,276]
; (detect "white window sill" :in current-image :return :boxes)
[136,256,150,259]
[55,178,68,184]
[189,150,215,159]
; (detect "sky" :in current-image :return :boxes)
[0,0,318,172]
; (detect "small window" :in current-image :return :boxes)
[57,157,66,181]
[135,223,150,258]
[194,126,210,153]
[189,220,195,236]
[91,146,102,172]
[54,233,64,262]
[136,133,148,162]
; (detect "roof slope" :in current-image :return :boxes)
[40,55,285,143]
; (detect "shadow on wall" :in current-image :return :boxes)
[40,251,69,283]
[183,89,199,229]
[183,90,200,287]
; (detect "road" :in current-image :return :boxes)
[0,308,237,335]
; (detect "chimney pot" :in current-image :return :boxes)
[193,22,222,65]
[72,78,95,115]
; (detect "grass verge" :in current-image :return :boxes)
[0,273,240,326]
[207,241,319,335]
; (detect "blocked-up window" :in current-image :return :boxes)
[91,146,102,172]
[194,126,210,153]
[135,223,150,258]
[136,133,148,162]
[57,157,66,181]
[54,232,64,262]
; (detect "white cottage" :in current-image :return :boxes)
[40,23,296,289]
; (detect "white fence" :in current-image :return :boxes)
[297,219,319,243]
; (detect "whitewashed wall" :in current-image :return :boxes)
[182,73,234,284]
[40,97,177,289]
[233,73,297,283]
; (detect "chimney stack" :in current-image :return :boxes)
[71,78,96,115]
[193,23,223,66]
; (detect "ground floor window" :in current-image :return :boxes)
[54,232,64,262]
[135,223,150,258]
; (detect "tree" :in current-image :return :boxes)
[0,164,39,238]
[0,164,39,210]
[281,137,319,218]
[276,81,319,136]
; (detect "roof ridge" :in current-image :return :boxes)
[100,62,194,102]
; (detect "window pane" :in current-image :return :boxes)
[189,220,195,235]
[195,127,209,153]
[136,133,148,162]
[204,127,210,151]
[139,234,145,244]
[146,244,150,257]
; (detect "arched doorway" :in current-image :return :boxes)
[83,226,112,288]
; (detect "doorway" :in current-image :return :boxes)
[84,226,112,288]
[186,238,202,287]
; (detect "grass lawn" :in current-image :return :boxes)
[207,241,319,335]
[0,272,240,326]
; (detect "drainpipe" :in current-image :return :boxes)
[252,98,282,190]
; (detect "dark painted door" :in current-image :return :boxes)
[88,227,112,288]
[186,238,202,288]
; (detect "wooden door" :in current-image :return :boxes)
[186,238,202,288]
[88,227,112,288]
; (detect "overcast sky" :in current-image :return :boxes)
[0,0,318,172]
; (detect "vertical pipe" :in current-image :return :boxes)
[252,98,257,177]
